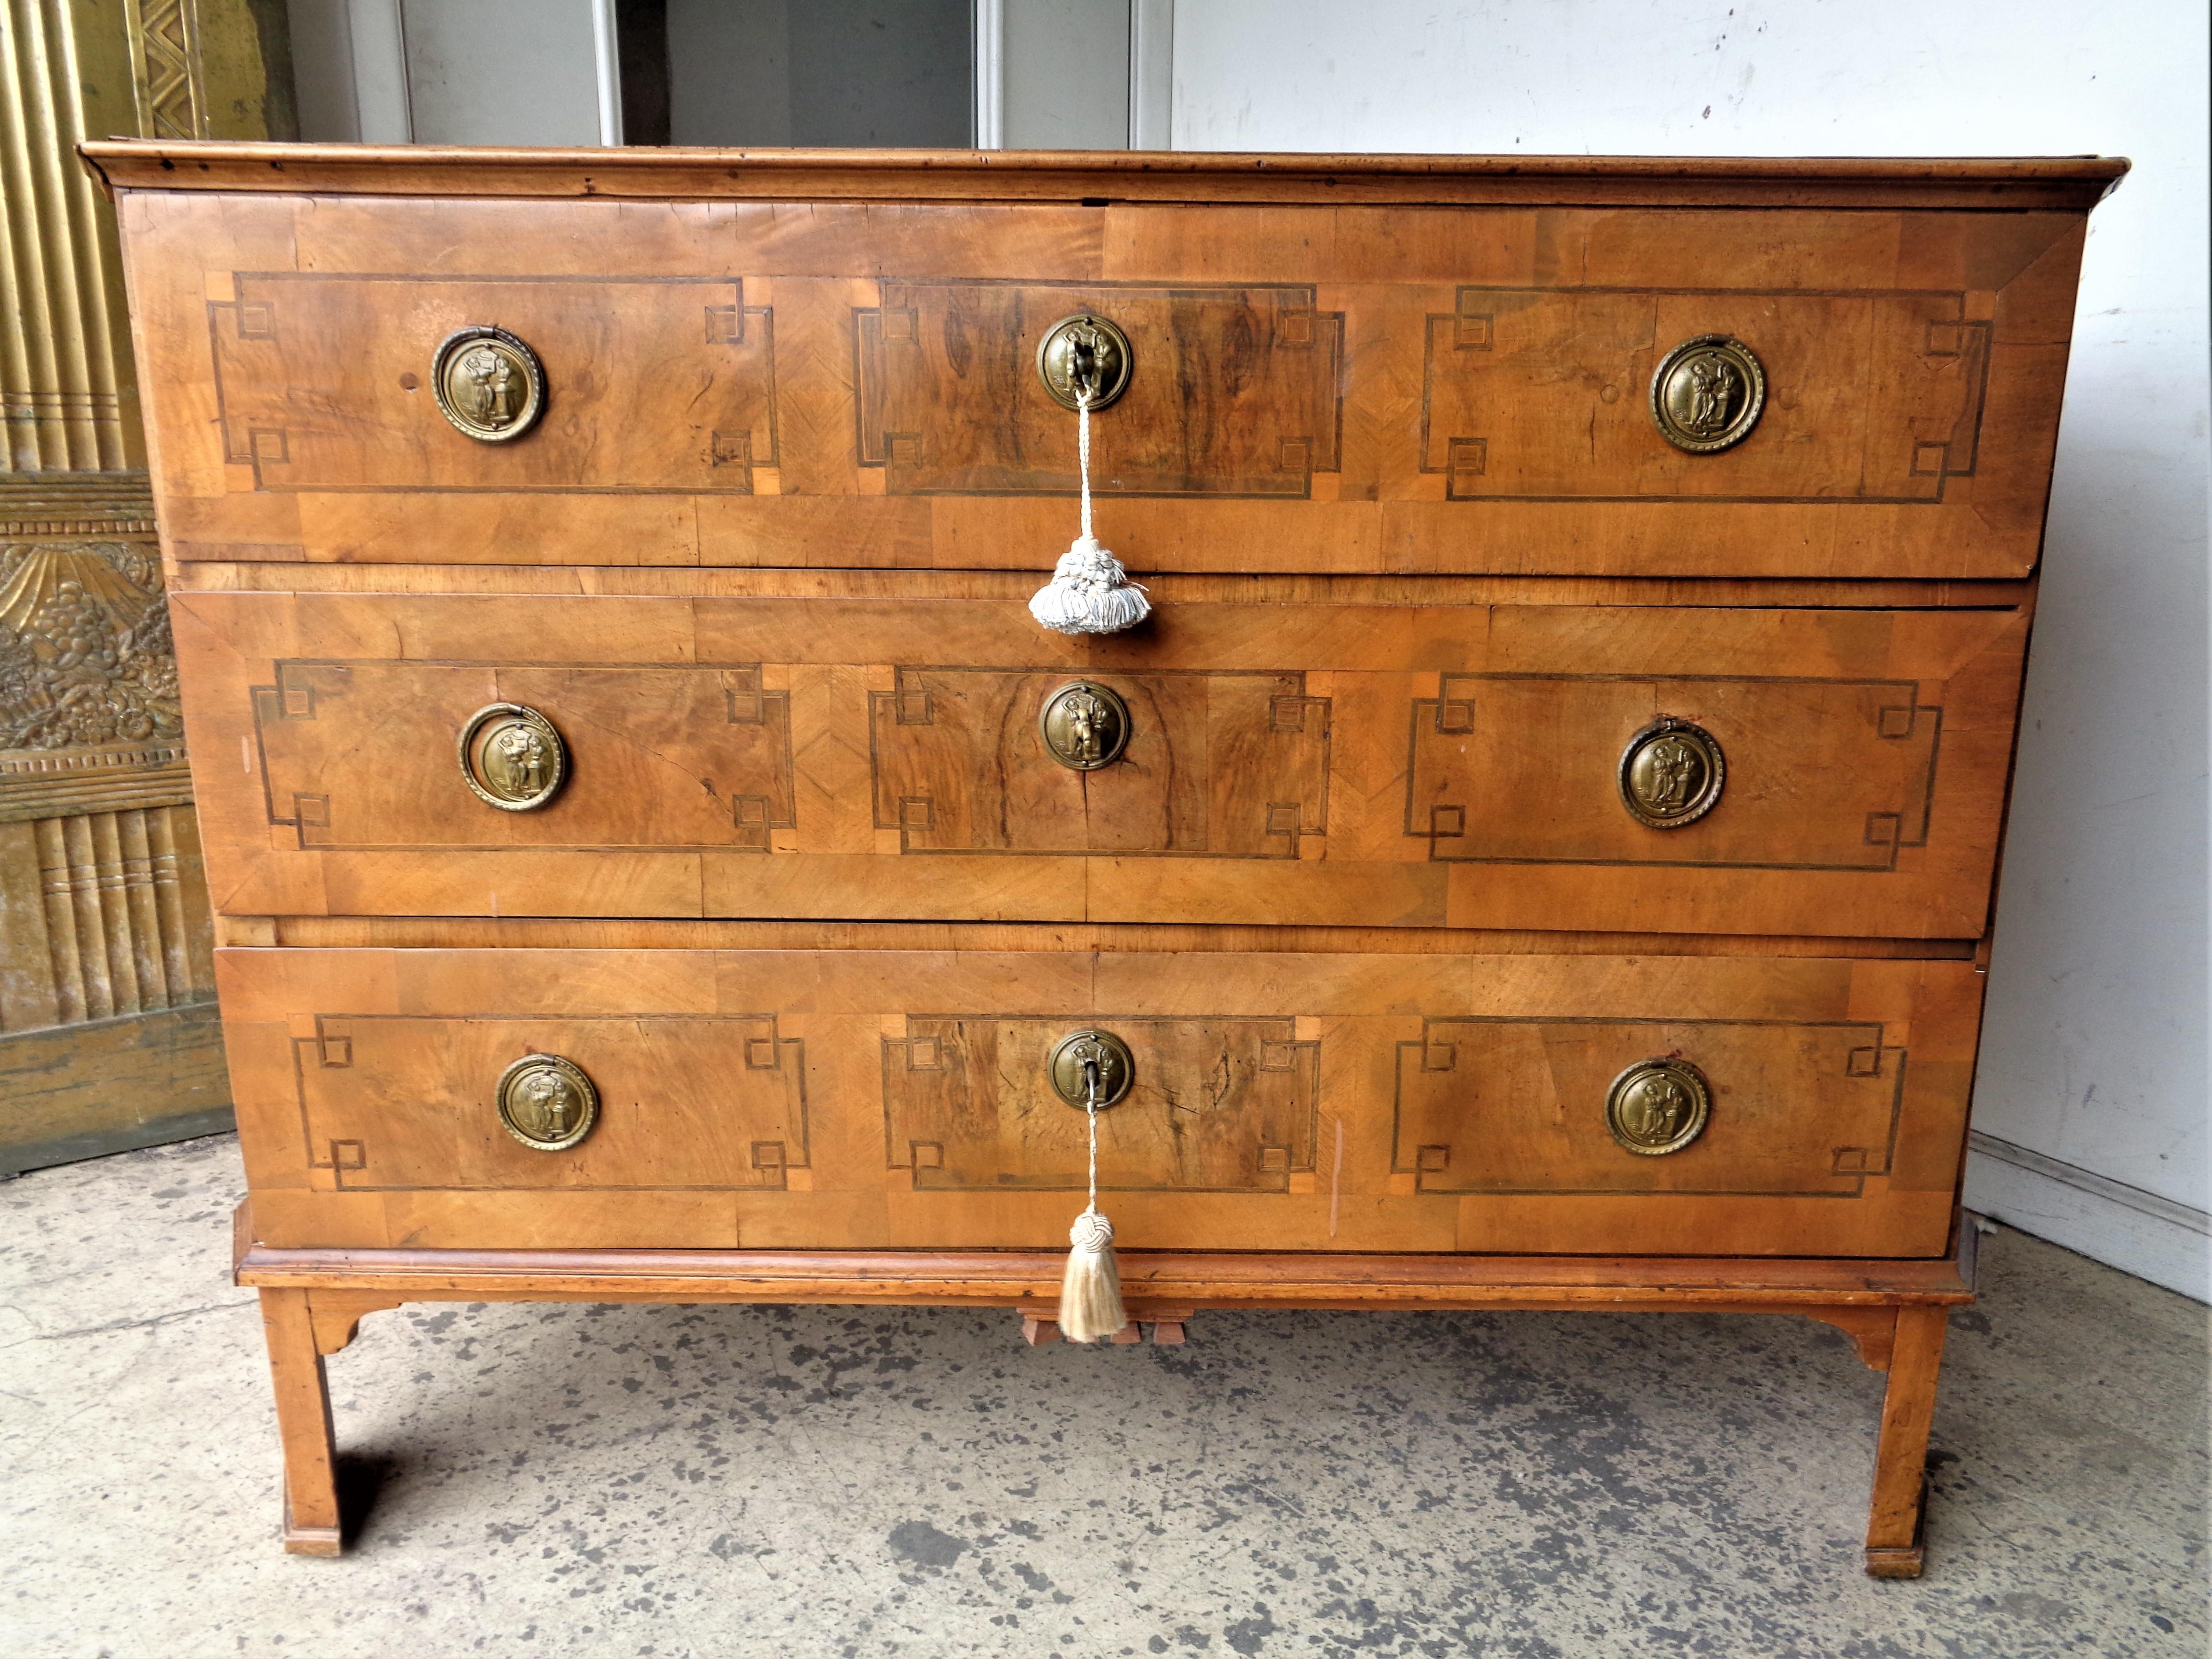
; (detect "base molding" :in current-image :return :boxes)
[235,1204,1971,1575]
[234,1236,1975,1315]
[1966,1135,2209,1301]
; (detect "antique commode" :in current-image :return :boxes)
[84,141,2124,1572]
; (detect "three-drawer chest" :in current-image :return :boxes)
[85,141,2124,1572]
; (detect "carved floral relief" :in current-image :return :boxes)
[0,542,181,753]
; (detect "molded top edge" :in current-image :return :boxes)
[79,140,2129,208]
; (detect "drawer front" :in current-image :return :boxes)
[176,589,2028,938]
[127,192,2087,578]
[220,947,1981,1258]
[208,275,777,494]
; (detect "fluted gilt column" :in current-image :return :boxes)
[1,0,293,1173]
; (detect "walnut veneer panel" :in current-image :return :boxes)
[116,187,2095,579]
[171,587,2027,938]
[217,947,1980,1258]
[207,275,777,494]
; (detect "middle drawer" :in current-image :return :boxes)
[174,589,2027,938]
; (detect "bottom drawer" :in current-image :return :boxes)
[217,946,1983,1258]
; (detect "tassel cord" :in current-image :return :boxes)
[1083,1056,1101,1217]
[1028,369,1146,636]
[1077,387,1094,543]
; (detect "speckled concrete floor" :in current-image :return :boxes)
[1,1135,2203,1659]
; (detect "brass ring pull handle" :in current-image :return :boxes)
[1048,1029,1135,1110]
[1618,717,1724,829]
[1650,334,1764,453]
[458,702,567,812]
[496,1053,598,1152]
[1036,313,1133,412]
[432,325,546,442]
[1605,1058,1711,1157]
[1039,680,1131,770]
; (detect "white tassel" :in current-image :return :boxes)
[1029,390,1149,637]
[1029,535,1150,635]
[1057,1059,1127,1343]
[1058,1208,1125,1344]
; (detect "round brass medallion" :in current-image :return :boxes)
[1605,1058,1711,1157]
[431,325,546,442]
[458,702,567,812]
[496,1053,598,1152]
[1618,717,1725,829]
[1039,680,1131,771]
[1649,334,1764,454]
[1036,314,1133,412]
[1047,1029,1135,1110]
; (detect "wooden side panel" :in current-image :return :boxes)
[174,589,2027,938]
[217,946,1980,1259]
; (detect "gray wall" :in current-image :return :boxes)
[1003,0,1128,148]
[290,0,1130,150]
[289,0,602,143]
[404,0,601,145]
[667,0,970,148]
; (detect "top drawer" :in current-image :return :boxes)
[120,188,2095,580]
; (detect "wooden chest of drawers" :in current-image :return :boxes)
[87,141,2123,1572]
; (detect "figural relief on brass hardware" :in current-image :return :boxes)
[431,325,545,442]
[1618,717,1726,829]
[1649,334,1765,454]
[1048,1029,1136,1110]
[1038,680,1131,770]
[495,1053,598,1152]
[458,702,566,812]
[1605,1058,1711,1157]
[1036,314,1133,412]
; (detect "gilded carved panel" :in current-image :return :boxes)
[0,542,182,757]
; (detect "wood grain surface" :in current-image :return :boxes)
[215,945,1981,1260]
[170,586,2028,937]
[82,141,2128,210]
[96,145,2106,1566]
[112,185,2096,580]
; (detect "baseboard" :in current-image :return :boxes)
[1964,1131,2209,1302]
[0,1108,238,1178]
[0,1003,233,1177]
